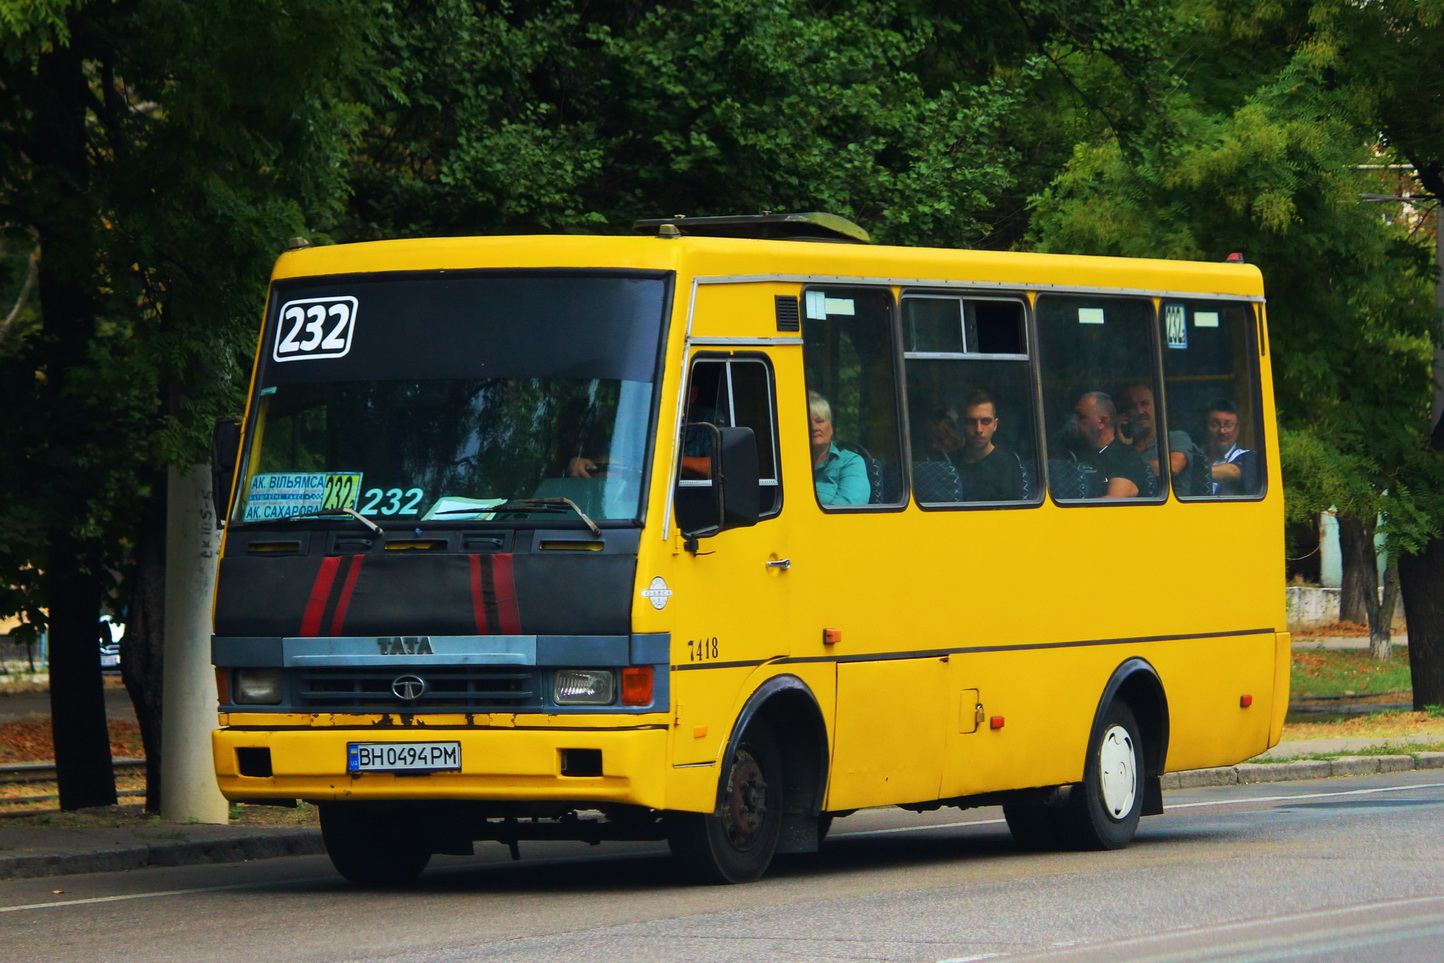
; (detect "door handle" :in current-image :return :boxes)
[765,558,792,570]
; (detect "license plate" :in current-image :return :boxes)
[347,742,461,773]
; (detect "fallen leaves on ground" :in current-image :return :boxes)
[1283,711,1444,742]
[1292,621,1371,638]
[0,801,320,828]
[0,718,144,764]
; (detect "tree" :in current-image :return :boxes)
[1025,0,1437,664]
[0,0,372,808]
[335,0,1194,249]
[1319,0,1444,705]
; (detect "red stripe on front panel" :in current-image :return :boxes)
[299,556,343,637]
[329,556,364,636]
[491,554,522,634]
[468,554,490,634]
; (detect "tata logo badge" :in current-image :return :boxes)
[641,576,673,611]
[377,636,433,655]
[391,675,427,701]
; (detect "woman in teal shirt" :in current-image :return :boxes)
[808,390,870,505]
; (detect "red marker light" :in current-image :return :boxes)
[1240,694,1253,708]
[990,716,1005,730]
[1225,252,1244,263]
[621,666,653,706]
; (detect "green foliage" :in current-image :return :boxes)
[0,0,378,622]
[0,0,82,55]
[339,0,1075,248]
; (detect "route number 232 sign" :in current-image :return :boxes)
[273,296,357,362]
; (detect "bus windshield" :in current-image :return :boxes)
[231,273,669,526]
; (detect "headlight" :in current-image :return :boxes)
[554,669,616,705]
[234,668,284,705]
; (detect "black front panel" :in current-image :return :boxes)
[213,551,636,638]
[262,273,667,386]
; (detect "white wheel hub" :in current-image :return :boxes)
[1098,724,1138,819]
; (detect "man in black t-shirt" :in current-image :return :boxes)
[949,389,1025,501]
[1069,391,1150,498]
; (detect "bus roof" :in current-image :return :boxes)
[272,233,1265,299]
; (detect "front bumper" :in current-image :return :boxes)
[214,719,673,811]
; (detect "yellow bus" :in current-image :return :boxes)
[210,213,1288,885]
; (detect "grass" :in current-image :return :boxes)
[1289,646,1412,699]
[1305,742,1444,758]
[1276,646,1444,749]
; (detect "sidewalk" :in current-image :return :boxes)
[1161,741,1444,789]
[4,735,1443,882]
[0,818,323,880]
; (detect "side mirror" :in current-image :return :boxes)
[674,425,761,541]
[211,417,242,523]
[716,426,760,531]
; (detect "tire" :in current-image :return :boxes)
[1057,700,1144,850]
[668,721,784,884]
[320,803,432,886]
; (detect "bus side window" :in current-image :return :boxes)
[1161,301,1266,499]
[902,295,1039,506]
[1037,295,1163,501]
[675,356,782,533]
[802,287,905,508]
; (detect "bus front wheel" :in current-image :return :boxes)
[667,721,784,884]
[320,802,432,886]
[1059,700,1144,850]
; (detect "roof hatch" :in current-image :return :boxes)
[632,212,870,244]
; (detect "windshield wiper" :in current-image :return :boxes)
[281,508,384,535]
[432,497,601,537]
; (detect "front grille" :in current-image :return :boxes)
[297,666,540,710]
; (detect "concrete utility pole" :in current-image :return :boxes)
[160,464,228,823]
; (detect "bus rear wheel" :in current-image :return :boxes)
[320,802,432,886]
[1058,700,1143,850]
[667,721,784,884]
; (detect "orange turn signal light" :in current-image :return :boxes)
[823,628,842,645]
[621,666,654,706]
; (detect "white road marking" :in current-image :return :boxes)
[0,877,334,913]
[1163,779,1444,810]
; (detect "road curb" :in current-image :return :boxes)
[0,829,324,881]
[1162,751,1444,790]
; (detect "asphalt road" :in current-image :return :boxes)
[2,771,1442,963]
